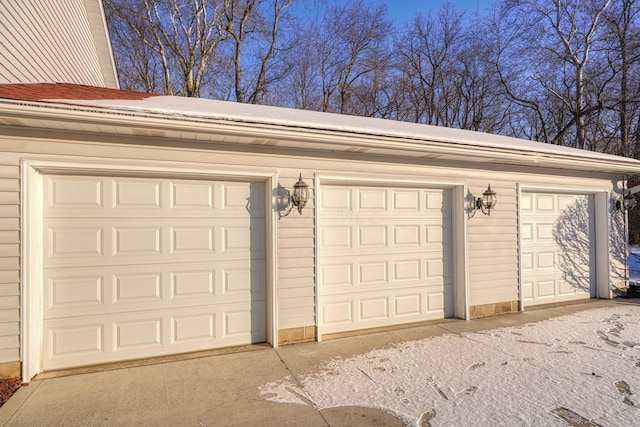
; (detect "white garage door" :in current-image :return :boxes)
[318,184,453,335]
[520,192,595,306]
[42,174,266,370]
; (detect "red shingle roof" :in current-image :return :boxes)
[0,83,157,102]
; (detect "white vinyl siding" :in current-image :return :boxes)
[318,184,453,334]
[276,172,316,330]
[0,0,116,87]
[467,182,519,306]
[42,174,266,370]
[0,159,20,363]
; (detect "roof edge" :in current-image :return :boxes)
[1,98,640,176]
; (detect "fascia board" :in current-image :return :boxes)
[2,100,640,175]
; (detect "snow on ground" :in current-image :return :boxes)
[259,306,640,426]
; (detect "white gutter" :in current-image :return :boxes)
[2,99,640,175]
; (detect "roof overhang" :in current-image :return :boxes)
[1,97,640,176]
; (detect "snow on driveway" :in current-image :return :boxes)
[260,305,640,426]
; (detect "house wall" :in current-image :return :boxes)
[0,0,118,88]
[0,130,626,374]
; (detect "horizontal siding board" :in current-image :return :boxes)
[0,322,18,337]
[279,247,315,259]
[0,166,19,178]
[0,218,19,231]
[278,257,315,269]
[0,179,19,191]
[0,206,19,217]
[469,248,517,259]
[278,267,314,280]
[469,234,519,243]
[0,334,18,350]
[469,282,518,299]
[277,227,314,239]
[279,216,315,228]
[278,316,315,330]
[0,257,19,271]
[470,287,519,303]
[469,270,517,282]
[0,308,18,323]
[0,347,19,363]
[468,220,517,229]
[468,256,517,267]
[0,270,19,284]
[0,283,18,296]
[468,242,518,251]
[0,192,19,205]
[278,296,315,309]
[277,277,315,289]
[469,262,518,274]
[278,237,314,249]
[0,232,19,244]
[278,305,316,321]
[0,296,19,310]
[0,245,18,258]
[278,287,315,299]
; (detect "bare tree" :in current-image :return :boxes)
[105,0,226,96]
[603,0,640,156]
[497,0,612,149]
[395,4,465,126]
[222,0,293,103]
[393,3,504,132]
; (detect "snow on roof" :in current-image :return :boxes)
[0,83,638,170]
[71,94,628,163]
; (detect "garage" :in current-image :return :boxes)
[520,192,595,306]
[41,174,267,370]
[318,183,453,335]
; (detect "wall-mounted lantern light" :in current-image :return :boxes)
[616,191,637,212]
[290,174,309,214]
[474,184,497,216]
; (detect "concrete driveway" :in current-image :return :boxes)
[0,299,635,426]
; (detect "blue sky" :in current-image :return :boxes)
[386,0,494,22]
[292,1,495,25]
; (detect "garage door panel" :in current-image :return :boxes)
[319,184,452,334]
[44,262,265,318]
[360,297,388,321]
[45,176,265,218]
[42,175,266,370]
[321,254,450,292]
[320,188,450,218]
[321,287,446,334]
[44,300,266,370]
[44,220,264,268]
[521,193,594,306]
[46,175,104,210]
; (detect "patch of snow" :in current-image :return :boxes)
[49,96,639,166]
[259,306,640,426]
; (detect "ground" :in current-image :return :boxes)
[260,305,640,426]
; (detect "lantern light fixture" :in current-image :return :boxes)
[474,184,497,216]
[290,174,309,214]
[616,191,637,212]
